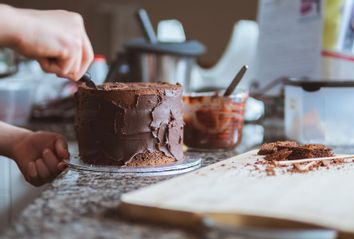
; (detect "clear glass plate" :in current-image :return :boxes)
[65,152,202,176]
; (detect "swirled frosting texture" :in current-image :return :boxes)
[75,82,184,166]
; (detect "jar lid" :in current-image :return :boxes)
[124,38,206,57]
[93,54,106,62]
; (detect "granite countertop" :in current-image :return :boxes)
[2,120,274,239]
[3,150,237,239]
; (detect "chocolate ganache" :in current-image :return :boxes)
[75,82,184,166]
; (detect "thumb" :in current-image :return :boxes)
[54,137,70,159]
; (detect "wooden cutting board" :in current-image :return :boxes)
[119,150,354,237]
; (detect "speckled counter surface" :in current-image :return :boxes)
[2,150,238,239]
[1,120,271,239]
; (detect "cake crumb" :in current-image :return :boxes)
[250,141,351,176]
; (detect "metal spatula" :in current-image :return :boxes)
[79,72,97,89]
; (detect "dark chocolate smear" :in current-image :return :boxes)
[75,82,184,165]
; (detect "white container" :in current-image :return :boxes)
[285,81,354,146]
[0,78,36,125]
[87,54,108,85]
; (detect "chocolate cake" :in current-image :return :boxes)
[75,82,184,166]
[258,141,299,155]
[258,141,334,161]
[254,141,345,176]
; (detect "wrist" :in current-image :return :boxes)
[0,5,33,49]
[8,129,32,160]
[0,4,23,47]
[0,122,32,159]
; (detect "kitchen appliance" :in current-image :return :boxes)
[0,77,36,125]
[105,8,204,92]
[87,54,108,85]
[285,80,354,146]
[105,38,205,92]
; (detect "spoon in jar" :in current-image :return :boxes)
[223,65,248,97]
[136,8,158,44]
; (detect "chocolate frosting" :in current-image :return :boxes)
[75,82,184,165]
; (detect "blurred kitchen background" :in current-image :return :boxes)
[1,0,258,66]
[2,0,354,233]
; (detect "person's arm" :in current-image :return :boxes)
[0,5,19,46]
[0,4,93,80]
[0,121,69,186]
[0,121,30,158]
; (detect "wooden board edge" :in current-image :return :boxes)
[203,211,322,229]
[118,201,205,233]
[118,201,354,238]
[118,201,319,230]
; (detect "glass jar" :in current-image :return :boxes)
[183,90,248,151]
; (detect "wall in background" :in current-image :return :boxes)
[1,0,258,66]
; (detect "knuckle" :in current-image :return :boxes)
[58,48,69,59]
[61,36,81,50]
[68,38,82,50]
[71,12,84,25]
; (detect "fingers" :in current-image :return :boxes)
[42,148,60,175]
[14,9,94,80]
[27,162,43,187]
[77,32,94,79]
[38,58,63,75]
[19,132,70,187]
[26,148,68,187]
[57,37,82,79]
[37,34,93,81]
[54,137,70,159]
[58,50,77,77]
[64,32,93,80]
[72,42,83,77]
[42,148,68,173]
[35,158,52,181]
[38,54,77,80]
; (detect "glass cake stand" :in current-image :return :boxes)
[65,152,202,176]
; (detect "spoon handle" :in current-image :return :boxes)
[136,9,158,44]
[223,65,248,97]
[79,72,97,89]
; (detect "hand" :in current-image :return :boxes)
[11,131,70,186]
[2,5,94,80]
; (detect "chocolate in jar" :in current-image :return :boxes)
[183,91,247,150]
